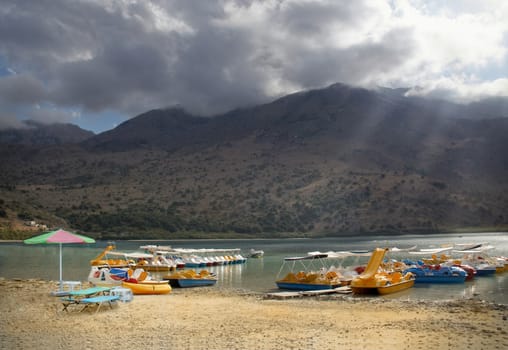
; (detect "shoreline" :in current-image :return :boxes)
[1,278,507,349]
[2,230,507,244]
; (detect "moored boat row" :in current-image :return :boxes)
[88,266,172,294]
[87,245,239,295]
[87,265,219,294]
[141,246,248,267]
[87,241,506,297]
[275,242,507,296]
[91,245,248,272]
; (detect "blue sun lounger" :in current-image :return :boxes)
[79,295,120,313]
[61,286,115,312]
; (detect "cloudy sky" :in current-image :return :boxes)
[1,0,507,133]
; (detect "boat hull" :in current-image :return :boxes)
[184,262,201,268]
[413,276,466,283]
[405,266,467,283]
[122,281,172,295]
[455,265,476,281]
[351,280,414,295]
[475,268,497,276]
[276,281,341,291]
[377,279,415,295]
[166,278,217,288]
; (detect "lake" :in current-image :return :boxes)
[1,232,507,304]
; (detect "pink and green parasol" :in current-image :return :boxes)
[24,229,95,290]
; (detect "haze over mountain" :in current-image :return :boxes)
[0,120,94,145]
[1,83,507,239]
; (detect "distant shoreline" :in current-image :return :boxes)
[2,230,506,244]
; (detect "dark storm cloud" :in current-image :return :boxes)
[52,41,173,110]
[168,20,269,114]
[0,0,179,116]
[280,0,364,36]
[0,0,430,129]
[0,74,46,105]
[280,27,415,88]
[0,1,102,76]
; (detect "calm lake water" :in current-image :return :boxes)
[1,232,507,304]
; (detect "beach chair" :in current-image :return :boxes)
[79,295,120,313]
[59,286,112,312]
[61,296,80,311]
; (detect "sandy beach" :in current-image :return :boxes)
[0,278,506,350]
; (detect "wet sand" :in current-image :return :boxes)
[0,278,506,350]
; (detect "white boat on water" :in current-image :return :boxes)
[129,252,177,272]
[171,248,247,266]
[100,250,176,272]
[248,249,264,258]
[90,245,176,271]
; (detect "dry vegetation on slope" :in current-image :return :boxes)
[1,84,508,239]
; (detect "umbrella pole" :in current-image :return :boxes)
[59,243,63,291]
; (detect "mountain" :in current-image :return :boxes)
[467,97,508,119]
[0,120,94,146]
[84,108,209,151]
[1,83,507,239]
[85,84,508,152]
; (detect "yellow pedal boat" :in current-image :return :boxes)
[351,248,415,295]
[121,280,172,295]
